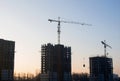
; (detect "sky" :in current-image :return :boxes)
[0,0,120,76]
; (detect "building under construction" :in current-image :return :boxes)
[0,39,15,81]
[89,56,113,81]
[40,43,71,81]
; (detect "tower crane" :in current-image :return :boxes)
[101,40,112,57]
[48,17,92,44]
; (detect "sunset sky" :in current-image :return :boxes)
[0,0,120,76]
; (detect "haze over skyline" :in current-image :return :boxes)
[0,0,120,75]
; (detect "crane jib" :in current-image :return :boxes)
[48,17,92,44]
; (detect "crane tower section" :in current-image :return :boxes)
[101,40,112,57]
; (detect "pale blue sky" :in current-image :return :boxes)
[0,0,120,75]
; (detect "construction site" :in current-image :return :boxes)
[40,17,91,81]
[40,17,114,81]
[0,17,116,81]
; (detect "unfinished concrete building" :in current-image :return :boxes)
[40,43,71,81]
[0,39,15,81]
[89,56,113,81]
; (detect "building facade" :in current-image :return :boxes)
[0,39,15,81]
[40,43,71,81]
[89,56,113,81]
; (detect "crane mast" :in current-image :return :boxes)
[57,17,60,44]
[48,17,91,44]
[48,17,61,44]
[101,40,112,57]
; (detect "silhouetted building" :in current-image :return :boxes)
[89,56,113,81]
[40,43,71,81]
[0,39,15,81]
